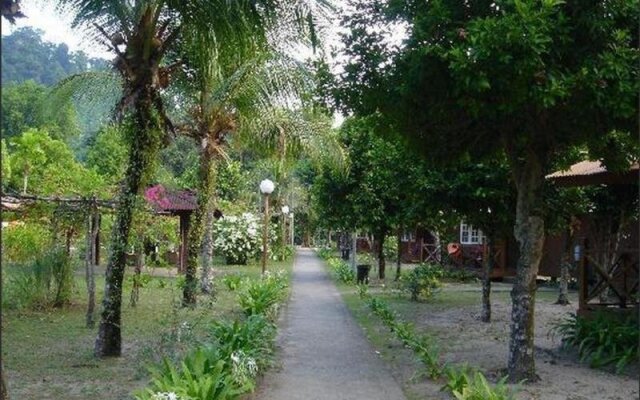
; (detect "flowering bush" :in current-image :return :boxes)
[213,213,267,265]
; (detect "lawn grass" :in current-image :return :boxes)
[3,256,293,400]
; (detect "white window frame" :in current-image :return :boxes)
[460,222,485,245]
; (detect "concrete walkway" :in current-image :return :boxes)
[256,248,406,400]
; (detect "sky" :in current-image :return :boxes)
[1,0,112,58]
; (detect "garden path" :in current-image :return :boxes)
[255,248,406,400]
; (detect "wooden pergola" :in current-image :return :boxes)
[546,160,639,315]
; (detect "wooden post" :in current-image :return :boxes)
[261,194,269,275]
[578,238,588,315]
[85,198,97,328]
[93,213,101,265]
[179,213,190,274]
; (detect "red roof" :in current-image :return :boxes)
[144,184,197,213]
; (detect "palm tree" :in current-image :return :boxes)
[56,0,328,357]
[175,24,342,304]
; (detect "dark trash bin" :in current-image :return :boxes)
[356,264,371,284]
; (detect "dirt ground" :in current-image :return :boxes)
[345,279,638,400]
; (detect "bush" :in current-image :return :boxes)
[327,257,354,284]
[316,247,333,260]
[383,236,398,262]
[211,315,276,375]
[222,274,244,291]
[271,244,294,261]
[237,270,288,318]
[401,263,442,301]
[136,348,245,400]
[3,247,74,310]
[451,372,513,400]
[213,213,269,265]
[553,312,639,373]
[1,222,51,263]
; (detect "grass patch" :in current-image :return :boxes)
[3,257,293,400]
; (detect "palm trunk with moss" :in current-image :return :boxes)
[200,208,215,294]
[183,150,215,306]
[94,98,163,357]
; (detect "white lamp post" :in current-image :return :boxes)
[260,179,275,274]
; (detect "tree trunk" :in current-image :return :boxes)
[1,362,7,400]
[200,208,215,294]
[556,226,573,305]
[507,150,546,383]
[395,227,402,281]
[375,231,386,280]
[183,151,215,306]
[22,171,28,194]
[94,96,162,357]
[480,237,493,322]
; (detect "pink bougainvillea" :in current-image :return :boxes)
[144,185,171,209]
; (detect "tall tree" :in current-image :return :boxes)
[332,0,638,381]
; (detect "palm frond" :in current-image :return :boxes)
[41,71,123,124]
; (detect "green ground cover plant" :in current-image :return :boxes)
[553,312,639,373]
[137,267,290,400]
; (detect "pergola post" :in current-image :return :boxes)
[179,212,190,274]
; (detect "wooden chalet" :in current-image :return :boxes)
[546,160,639,315]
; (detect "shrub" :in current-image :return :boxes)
[553,312,639,373]
[401,263,442,301]
[237,270,287,318]
[1,222,51,263]
[213,213,270,265]
[3,247,74,310]
[451,372,513,400]
[211,315,276,374]
[136,348,246,400]
[222,274,244,291]
[383,236,398,262]
[316,247,333,260]
[327,257,354,284]
[271,244,294,261]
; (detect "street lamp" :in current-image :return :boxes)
[260,179,275,274]
[281,205,289,250]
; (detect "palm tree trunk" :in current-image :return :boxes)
[200,208,215,294]
[507,149,545,383]
[94,97,162,357]
[183,151,215,306]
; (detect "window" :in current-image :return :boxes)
[401,230,414,242]
[460,222,485,244]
